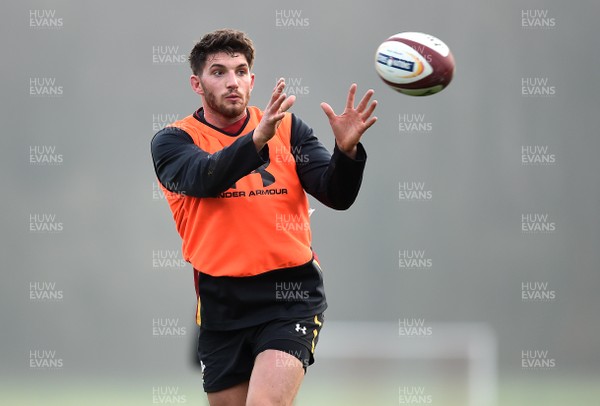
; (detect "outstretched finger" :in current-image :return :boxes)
[269,91,289,114]
[356,89,375,113]
[345,83,357,110]
[320,102,336,121]
[362,116,378,132]
[279,94,296,113]
[361,99,378,121]
[266,90,279,110]
[267,80,286,107]
[273,77,285,92]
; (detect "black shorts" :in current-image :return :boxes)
[197,313,325,393]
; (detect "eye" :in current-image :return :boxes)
[237,69,248,76]
[212,70,223,76]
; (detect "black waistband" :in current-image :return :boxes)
[196,259,327,331]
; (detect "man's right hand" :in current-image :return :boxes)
[253,78,296,151]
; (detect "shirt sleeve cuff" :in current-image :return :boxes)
[242,131,269,164]
[333,142,367,163]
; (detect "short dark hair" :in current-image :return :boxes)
[189,29,255,76]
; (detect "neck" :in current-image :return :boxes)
[202,107,247,129]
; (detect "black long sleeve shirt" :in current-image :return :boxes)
[151,109,367,210]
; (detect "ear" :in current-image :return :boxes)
[249,72,255,93]
[190,75,204,96]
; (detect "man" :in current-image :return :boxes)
[151,29,377,406]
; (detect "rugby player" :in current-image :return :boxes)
[151,29,377,406]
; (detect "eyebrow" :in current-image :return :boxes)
[208,63,249,70]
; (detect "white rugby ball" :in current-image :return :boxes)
[375,32,455,96]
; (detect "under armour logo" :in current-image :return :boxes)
[295,323,307,335]
[250,162,275,187]
[199,360,206,373]
[231,159,275,189]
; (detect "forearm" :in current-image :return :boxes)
[302,143,366,210]
[292,114,367,210]
[151,128,267,197]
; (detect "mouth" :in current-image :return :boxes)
[225,93,242,102]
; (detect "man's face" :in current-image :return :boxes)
[194,52,254,120]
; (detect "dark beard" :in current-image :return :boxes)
[202,87,247,119]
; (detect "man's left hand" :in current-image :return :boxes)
[320,84,378,159]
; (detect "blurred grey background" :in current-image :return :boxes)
[1,0,599,404]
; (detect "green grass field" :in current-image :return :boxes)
[2,374,599,405]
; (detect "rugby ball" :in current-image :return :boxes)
[375,32,455,96]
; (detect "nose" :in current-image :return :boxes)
[225,70,239,89]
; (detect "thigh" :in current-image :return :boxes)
[246,314,325,405]
[246,349,304,406]
[197,326,254,396]
[206,381,249,406]
[254,313,325,369]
